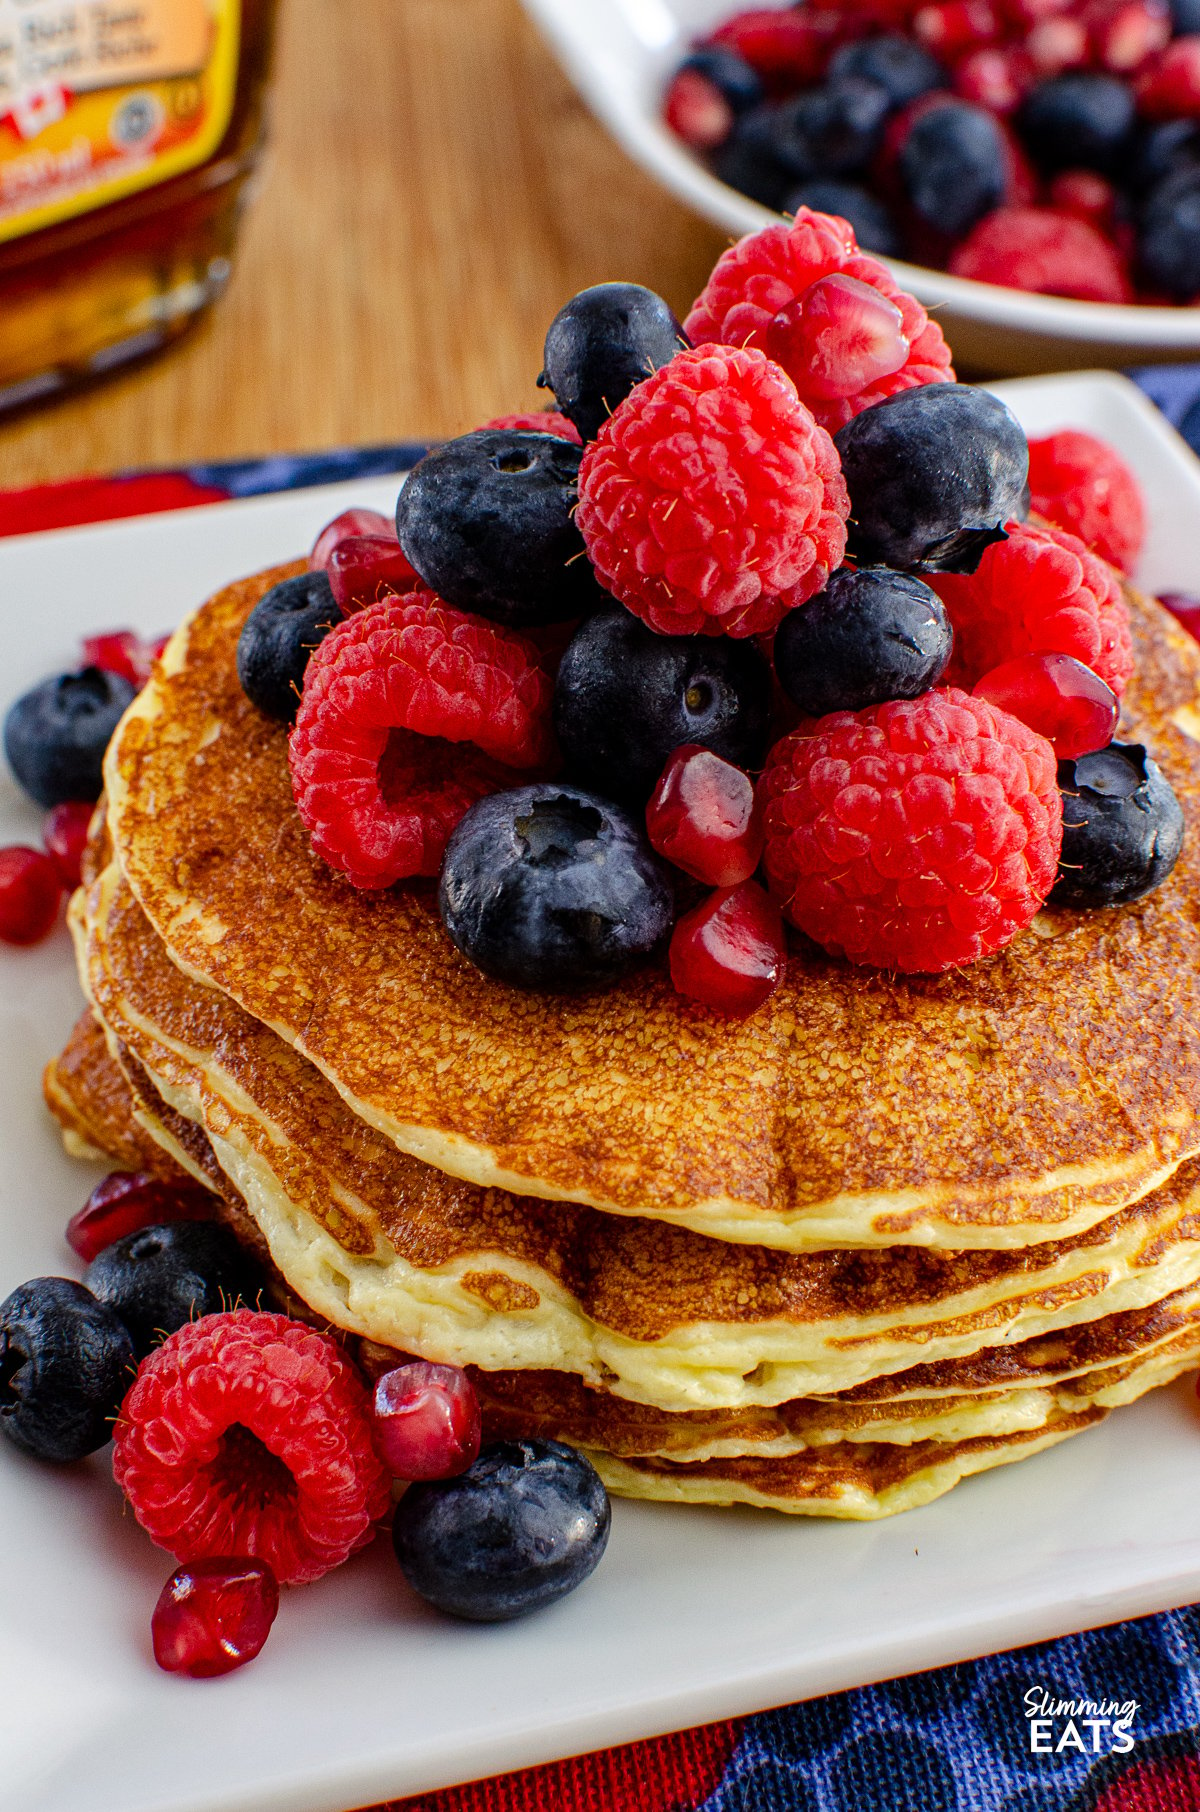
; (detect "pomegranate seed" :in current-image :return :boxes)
[709,11,833,90]
[373,1361,481,1481]
[1026,15,1090,71]
[1086,0,1170,73]
[669,880,786,1019]
[1004,0,1074,23]
[765,275,910,402]
[309,507,395,573]
[66,1170,216,1263]
[152,1557,279,1678]
[0,846,61,945]
[913,1,1002,58]
[1137,37,1200,119]
[664,67,735,150]
[327,534,422,614]
[954,45,1035,112]
[43,800,94,887]
[646,745,764,887]
[973,652,1118,757]
[80,629,163,687]
[1048,168,1117,228]
[1161,593,1200,642]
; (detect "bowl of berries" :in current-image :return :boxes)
[523,0,1200,373]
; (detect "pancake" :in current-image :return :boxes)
[72,860,1200,1413]
[43,1008,184,1176]
[102,564,1200,1251]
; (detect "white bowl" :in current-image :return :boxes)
[521,0,1200,375]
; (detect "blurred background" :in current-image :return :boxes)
[0,0,731,489]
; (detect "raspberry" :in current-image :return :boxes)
[480,412,581,442]
[931,519,1134,696]
[685,213,953,434]
[708,10,834,91]
[1027,429,1147,573]
[1047,169,1118,231]
[1086,0,1171,74]
[761,690,1063,973]
[113,1310,390,1585]
[954,45,1035,113]
[1025,15,1090,73]
[1136,36,1200,117]
[575,344,849,640]
[913,0,1003,56]
[290,593,554,888]
[948,207,1132,302]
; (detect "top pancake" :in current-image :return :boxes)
[104,563,1200,1251]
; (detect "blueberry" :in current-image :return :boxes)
[833,384,1029,574]
[678,46,763,115]
[439,783,674,991]
[1131,120,1200,195]
[1051,742,1185,909]
[1138,168,1200,301]
[784,178,901,257]
[538,284,689,444]
[712,105,793,210]
[1,1277,134,1462]
[392,1438,610,1621]
[83,1221,262,1358]
[236,571,338,724]
[771,78,891,179]
[898,100,1008,236]
[395,431,602,626]
[1017,74,1135,176]
[828,35,946,110]
[4,667,136,807]
[774,568,952,717]
[1171,0,1200,27]
[554,608,771,805]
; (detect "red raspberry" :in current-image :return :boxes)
[761,690,1063,973]
[708,10,834,91]
[913,0,1003,56]
[931,519,1134,697]
[290,592,554,887]
[1027,429,1147,574]
[113,1310,390,1586]
[1025,14,1090,72]
[1047,169,1118,232]
[684,212,954,434]
[948,207,1132,303]
[576,344,848,640]
[480,412,581,442]
[954,46,1035,114]
[1137,36,1200,118]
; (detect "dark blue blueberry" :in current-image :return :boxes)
[1171,0,1200,30]
[1051,742,1184,909]
[539,283,689,443]
[898,100,1008,237]
[1017,74,1136,176]
[4,666,136,807]
[774,567,951,717]
[392,1438,610,1621]
[554,608,771,804]
[784,178,901,256]
[1131,119,1200,195]
[771,78,891,178]
[678,46,763,116]
[833,384,1029,574]
[828,34,946,110]
[713,105,793,210]
[1138,168,1200,301]
[236,571,337,724]
[829,1731,958,1812]
[396,431,602,625]
[84,1221,262,1358]
[1,1277,134,1462]
[439,783,674,990]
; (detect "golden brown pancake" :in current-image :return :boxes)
[43,1009,188,1178]
[102,565,1200,1250]
[72,860,1200,1413]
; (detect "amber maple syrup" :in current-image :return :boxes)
[0,0,276,411]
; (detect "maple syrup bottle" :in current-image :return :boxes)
[0,0,277,410]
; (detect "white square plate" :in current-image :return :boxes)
[3,374,1200,1812]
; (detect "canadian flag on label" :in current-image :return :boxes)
[0,0,211,121]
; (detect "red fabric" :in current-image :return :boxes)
[0,473,228,537]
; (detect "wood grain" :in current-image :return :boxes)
[0,0,727,487]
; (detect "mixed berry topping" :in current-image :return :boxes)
[392,1438,611,1622]
[372,1361,482,1481]
[1027,429,1148,573]
[236,570,339,724]
[663,3,1200,306]
[83,1220,262,1359]
[538,282,690,443]
[151,1557,279,1679]
[645,746,765,888]
[113,1310,390,1585]
[669,878,787,1017]
[1052,739,1185,904]
[66,1171,217,1265]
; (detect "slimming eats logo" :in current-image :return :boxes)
[1024,1686,1139,1755]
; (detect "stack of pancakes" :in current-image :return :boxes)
[46,563,1200,1519]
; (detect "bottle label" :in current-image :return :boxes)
[0,0,240,244]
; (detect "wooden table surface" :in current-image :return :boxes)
[0,0,728,489]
